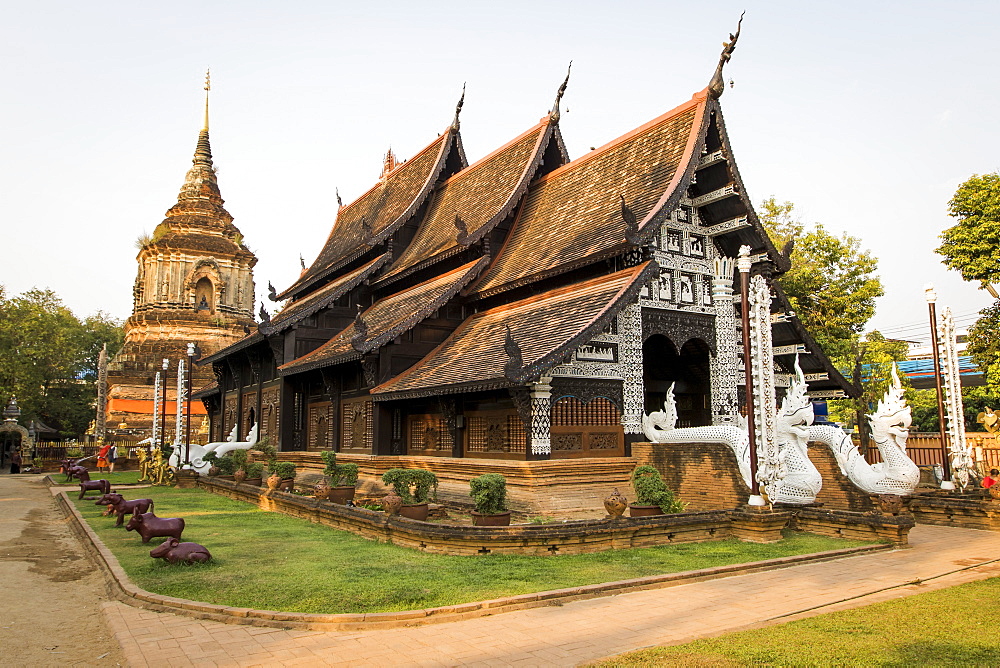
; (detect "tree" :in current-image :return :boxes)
[937,173,1000,283]
[827,331,909,437]
[0,287,124,438]
[936,174,1000,396]
[759,198,885,365]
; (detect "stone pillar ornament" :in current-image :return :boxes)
[95,344,108,440]
[174,358,187,451]
[940,306,975,490]
[529,376,553,456]
[711,255,740,424]
[748,274,784,502]
[151,371,162,449]
[617,303,644,435]
[925,284,953,489]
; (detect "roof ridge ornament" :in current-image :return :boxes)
[453,214,470,245]
[351,305,369,351]
[503,324,523,382]
[451,83,466,132]
[620,194,641,245]
[708,12,744,100]
[549,61,572,123]
[267,281,279,301]
[336,188,343,208]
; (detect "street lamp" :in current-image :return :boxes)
[184,343,196,467]
[738,246,765,506]
[925,285,954,490]
[160,358,169,453]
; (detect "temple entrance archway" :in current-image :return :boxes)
[642,334,712,427]
[0,421,31,470]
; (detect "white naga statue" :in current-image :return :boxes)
[168,422,259,474]
[807,364,920,495]
[641,358,820,505]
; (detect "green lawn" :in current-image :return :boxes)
[597,577,1000,667]
[72,488,874,615]
[53,470,145,485]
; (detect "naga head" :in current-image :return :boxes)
[641,382,678,442]
[777,355,814,437]
[867,363,912,449]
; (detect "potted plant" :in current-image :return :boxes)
[321,450,359,504]
[629,465,684,517]
[269,461,297,491]
[469,473,511,526]
[381,468,438,521]
[244,461,265,486]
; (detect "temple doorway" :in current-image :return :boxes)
[642,334,712,427]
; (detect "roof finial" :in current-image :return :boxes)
[451,82,466,132]
[381,148,398,178]
[203,68,211,131]
[550,61,572,122]
[708,12,744,99]
[336,188,343,208]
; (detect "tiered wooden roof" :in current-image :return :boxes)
[277,129,461,300]
[278,258,487,375]
[373,263,657,399]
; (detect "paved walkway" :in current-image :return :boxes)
[27,476,1000,666]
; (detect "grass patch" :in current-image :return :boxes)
[598,577,1000,667]
[73,488,874,615]
[53,471,145,486]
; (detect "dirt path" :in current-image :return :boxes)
[0,473,125,667]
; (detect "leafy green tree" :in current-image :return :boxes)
[936,174,1000,396]
[828,332,909,439]
[759,198,884,365]
[937,173,1000,283]
[0,287,123,437]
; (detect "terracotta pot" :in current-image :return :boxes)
[381,491,403,515]
[279,478,295,492]
[628,504,663,518]
[399,502,429,521]
[266,473,282,490]
[233,469,247,484]
[870,493,905,515]
[208,465,221,477]
[604,487,628,517]
[329,486,356,505]
[471,511,511,526]
[313,481,331,500]
[245,477,263,487]
[989,485,1000,501]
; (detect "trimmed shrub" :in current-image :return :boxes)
[382,468,438,504]
[469,473,508,515]
[631,465,685,513]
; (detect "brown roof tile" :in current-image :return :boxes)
[470,95,707,297]
[265,254,389,333]
[378,121,555,285]
[373,261,657,398]
[277,130,457,299]
[278,258,488,375]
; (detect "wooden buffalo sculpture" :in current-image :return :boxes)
[66,465,90,483]
[125,511,185,544]
[149,537,211,565]
[95,493,154,526]
[78,479,111,499]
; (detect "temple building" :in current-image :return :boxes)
[199,39,854,461]
[106,87,257,437]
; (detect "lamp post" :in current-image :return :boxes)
[184,343,196,467]
[160,358,169,453]
[738,247,765,506]
[925,285,954,490]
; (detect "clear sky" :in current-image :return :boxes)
[3,1,998,345]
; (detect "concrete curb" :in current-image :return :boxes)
[57,490,893,631]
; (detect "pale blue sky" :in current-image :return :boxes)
[3,1,998,343]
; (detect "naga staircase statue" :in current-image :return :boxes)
[168,422,259,475]
[641,357,820,505]
[807,364,920,495]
